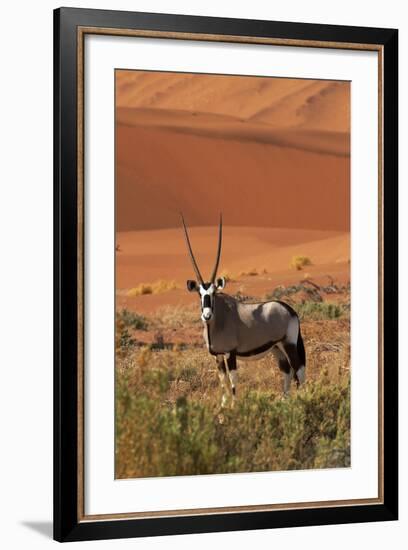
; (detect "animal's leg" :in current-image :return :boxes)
[226,353,238,407]
[272,346,292,395]
[281,340,305,388]
[281,316,306,388]
[216,355,229,408]
[296,364,306,386]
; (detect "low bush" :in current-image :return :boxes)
[115,319,137,357]
[266,283,322,303]
[295,301,349,321]
[116,308,148,330]
[115,360,350,478]
[291,255,312,271]
[127,279,178,297]
[238,267,267,277]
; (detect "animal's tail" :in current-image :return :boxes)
[292,324,306,386]
[297,328,306,367]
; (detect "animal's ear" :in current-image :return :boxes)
[186,280,198,292]
[216,277,226,290]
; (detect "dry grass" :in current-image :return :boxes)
[291,255,312,271]
[152,304,200,330]
[219,269,235,282]
[127,279,178,297]
[238,267,268,277]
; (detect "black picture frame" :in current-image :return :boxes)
[54,7,398,542]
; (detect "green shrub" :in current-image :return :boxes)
[116,309,148,330]
[266,283,322,302]
[115,364,350,478]
[296,301,350,320]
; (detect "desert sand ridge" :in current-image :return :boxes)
[116,107,349,157]
[116,72,350,133]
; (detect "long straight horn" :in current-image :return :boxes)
[210,214,223,283]
[180,214,204,284]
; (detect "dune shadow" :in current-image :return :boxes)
[20,521,53,539]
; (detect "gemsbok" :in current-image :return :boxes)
[181,214,306,407]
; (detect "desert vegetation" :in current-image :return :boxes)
[291,255,313,271]
[115,277,350,479]
[127,279,178,297]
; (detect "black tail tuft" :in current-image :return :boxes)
[297,329,306,367]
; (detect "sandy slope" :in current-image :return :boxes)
[116,226,349,313]
[117,108,349,156]
[116,120,349,232]
[116,226,349,285]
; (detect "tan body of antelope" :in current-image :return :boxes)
[181,215,306,407]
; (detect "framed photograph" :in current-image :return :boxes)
[54,7,398,542]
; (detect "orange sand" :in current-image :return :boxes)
[116,227,349,314]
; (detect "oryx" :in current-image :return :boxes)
[181,214,306,407]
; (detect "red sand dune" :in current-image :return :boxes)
[116,120,350,232]
[115,70,349,233]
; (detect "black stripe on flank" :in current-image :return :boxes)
[236,340,278,358]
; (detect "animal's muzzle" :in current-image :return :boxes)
[201,295,213,322]
[201,295,213,321]
[202,309,212,321]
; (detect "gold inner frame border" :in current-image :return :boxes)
[76,26,384,522]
